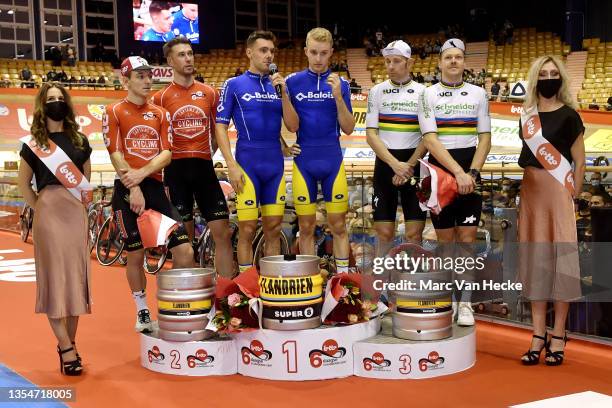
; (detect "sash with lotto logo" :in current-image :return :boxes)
[520,107,575,196]
[20,135,93,205]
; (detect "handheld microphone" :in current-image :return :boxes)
[269,63,282,97]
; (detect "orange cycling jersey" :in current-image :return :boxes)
[103,99,173,182]
[152,81,219,160]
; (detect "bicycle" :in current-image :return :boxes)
[87,185,113,253]
[95,208,126,266]
[19,203,34,242]
[197,218,290,273]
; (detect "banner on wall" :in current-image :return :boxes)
[0,95,610,166]
[0,102,107,149]
[151,66,174,83]
[509,81,529,100]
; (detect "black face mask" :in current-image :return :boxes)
[44,100,69,122]
[537,79,562,99]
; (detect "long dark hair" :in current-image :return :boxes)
[30,82,85,149]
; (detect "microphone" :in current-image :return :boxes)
[269,63,282,97]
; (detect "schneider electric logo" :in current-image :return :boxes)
[435,103,476,115]
[295,91,334,101]
[241,92,279,102]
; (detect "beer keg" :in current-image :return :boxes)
[157,268,216,341]
[259,254,323,330]
[390,267,453,341]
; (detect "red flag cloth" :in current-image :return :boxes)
[418,159,458,215]
[136,209,178,248]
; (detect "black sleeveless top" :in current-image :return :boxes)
[518,105,584,169]
[20,132,92,191]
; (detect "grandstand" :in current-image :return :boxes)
[194,45,349,88]
[0,58,115,88]
[0,23,609,110]
[579,38,612,109]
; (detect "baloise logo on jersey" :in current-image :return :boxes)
[125,125,160,160]
[241,340,273,367]
[172,105,208,139]
[309,339,347,368]
[187,348,215,368]
[241,92,279,102]
[295,91,334,102]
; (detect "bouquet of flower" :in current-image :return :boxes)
[209,267,260,333]
[320,273,384,325]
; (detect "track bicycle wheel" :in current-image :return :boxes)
[95,216,125,266]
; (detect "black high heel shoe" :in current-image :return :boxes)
[521,332,547,365]
[71,341,81,364]
[545,334,568,366]
[57,346,83,376]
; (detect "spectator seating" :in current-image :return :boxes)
[486,28,570,83]
[578,39,612,109]
[0,58,114,88]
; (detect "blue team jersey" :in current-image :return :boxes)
[216,71,283,149]
[141,28,175,42]
[171,10,199,43]
[285,69,352,147]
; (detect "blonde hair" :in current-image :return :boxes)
[524,55,576,110]
[306,27,333,47]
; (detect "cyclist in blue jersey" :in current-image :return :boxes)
[418,39,491,326]
[281,27,355,273]
[141,1,175,42]
[215,31,294,272]
[171,3,199,43]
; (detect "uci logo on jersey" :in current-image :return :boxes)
[438,91,453,97]
[407,89,415,93]
[241,92,278,102]
[191,91,204,100]
[461,91,468,96]
[143,112,157,120]
[295,91,334,101]
[383,88,400,94]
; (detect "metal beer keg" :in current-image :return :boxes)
[388,244,453,341]
[259,254,323,330]
[157,268,216,341]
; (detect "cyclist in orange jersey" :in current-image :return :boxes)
[152,37,233,278]
[103,56,193,333]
